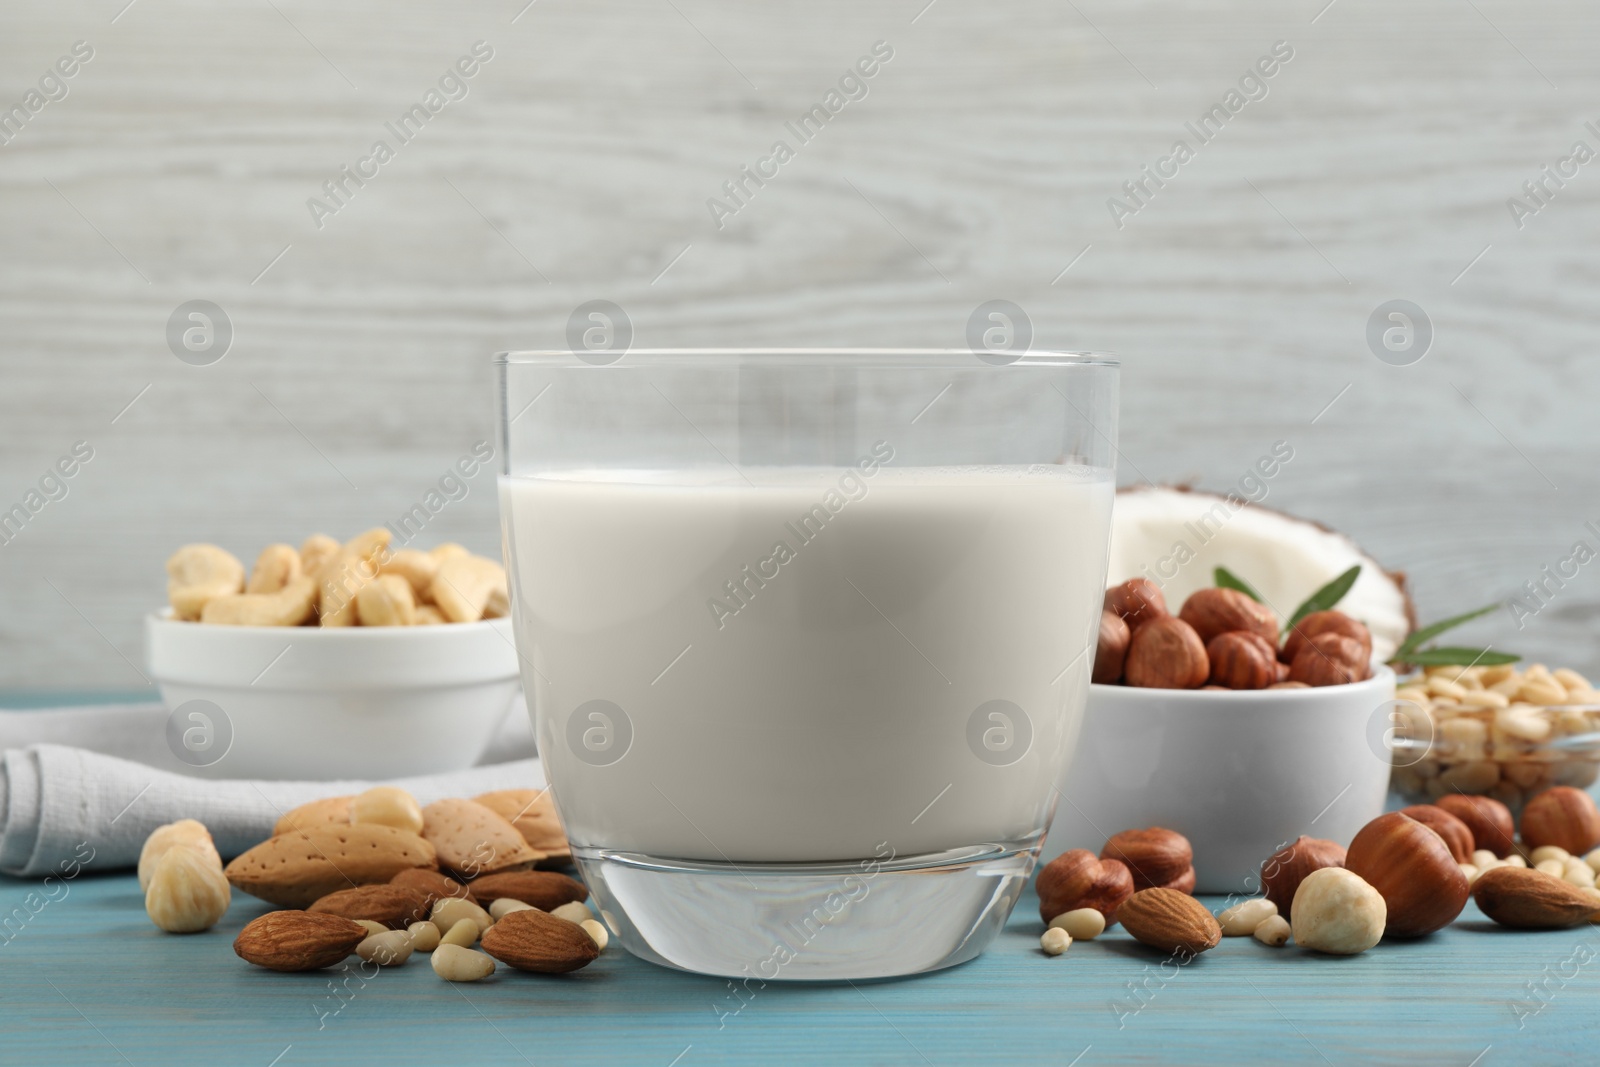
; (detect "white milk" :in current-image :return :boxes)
[500,460,1113,863]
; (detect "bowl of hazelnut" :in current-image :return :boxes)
[1044,577,1396,893]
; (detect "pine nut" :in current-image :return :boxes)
[407,921,441,952]
[440,918,480,948]
[1252,915,1291,947]
[1048,908,1106,941]
[489,898,535,921]
[1217,898,1277,937]
[433,897,492,936]
[1040,928,1072,956]
[431,943,496,982]
[356,930,414,966]
[549,902,592,925]
[579,919,609,951]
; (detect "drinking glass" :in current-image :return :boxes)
[497,349,1118,979]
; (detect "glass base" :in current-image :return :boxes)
[574,841,1038,981]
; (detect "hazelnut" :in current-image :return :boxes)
[1344,811,1469,937]
[1521,786,1600,855]
[1207,632,1278,690]
[1282,610,1372,665]
[1288,632,1369,687]
[1177,587,1279,647]
[145,844,231,933]
[1398,804,1475,864]
[1435,794,1517,858]
[1036,849,1135,926]
[1291,867,1386,955]
[1261,835,1346,918]
[1092,610,1131,684]
[1123,616,1209,689]
[1104,578,1168,630]
[1101,828,1194,891]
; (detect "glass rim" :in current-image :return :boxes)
[493,348,1120,368]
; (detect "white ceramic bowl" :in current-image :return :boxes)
[1043,668,1396,893]
[145,612,522,780]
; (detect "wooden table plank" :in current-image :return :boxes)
[2,871,1592,1066]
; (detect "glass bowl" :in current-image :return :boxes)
[1387,665,1600,814]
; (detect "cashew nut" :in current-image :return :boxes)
[430,556,507,623]
[379,548,439,602]
[430,543,470,565]
[246,543,302,594]
[166,544,244,621]
[355,574,417,627]
[299,534,340,578]
[200,575,316,626]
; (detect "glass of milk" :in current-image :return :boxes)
[497,350,1117,979]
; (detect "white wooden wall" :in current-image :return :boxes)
[2,0,1597,690]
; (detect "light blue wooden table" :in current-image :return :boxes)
[2,872,1595,1065]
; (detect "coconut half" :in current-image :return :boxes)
[1107,486,1415,663]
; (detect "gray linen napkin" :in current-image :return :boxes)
[0,703,545,878]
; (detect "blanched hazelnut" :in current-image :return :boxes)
[1291,868,1386,955]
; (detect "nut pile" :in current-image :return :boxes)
[141,785,600,982]
[1389,663,1600,808]
[1034,787,1600,961]
[1095,579,1373,690]
[165,529,507,627]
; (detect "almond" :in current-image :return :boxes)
[225,824,438,908]
[466,870,589,911]
[473,789,571,860]
[273,795,353,836]
[234,910,367,971]
[479,908,601,974]
[1117,888,1222,955]
[1472,866,1599,929]
[390,868,477,908]
[422,798,542,878]
[308,885,429,929]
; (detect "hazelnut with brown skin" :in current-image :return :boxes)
[1207,631,1278,690]
[1124,616,1209,689]
[1520,786,1600,855]
[1344,811,1469,937]
[1036,849,1135,926]
[1261,835,1346,918]
[1282,609,1373,665]
[1103,579,1168,630]
[1288,632,1369,687]
[1435,794,1516,858]
[1092,610,1131,684]
[1101,828,1194,892]
[1178,587,1279,647]
[1398,805,1475,864]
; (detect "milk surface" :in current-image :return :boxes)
[500,461,1113,863]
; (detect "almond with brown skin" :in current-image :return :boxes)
[1104,579,1168,630]
[272,795,353,836]
[1178,588,1278,647]
[479,908,601,974]
[225,825,438,908]
[1101,828,1193,891]
[307,885,428,929]
[234,910,367,971]
[1207,632,1277,690]
[390,868,477,908]
[1124,616,1209,690]
[1093,610,1131,684]
[465,870,589,910]
[1117,888,1221,955]
[1473,866,1600,929]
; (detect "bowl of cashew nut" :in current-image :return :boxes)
[145,529,524,779]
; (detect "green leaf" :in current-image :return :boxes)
[1285,565,1361,631]
[1401,647,1521,667]
[1393,604,1500,659]
[1214,567,1263,603]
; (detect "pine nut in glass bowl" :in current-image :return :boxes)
[1386,664,1600,815]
